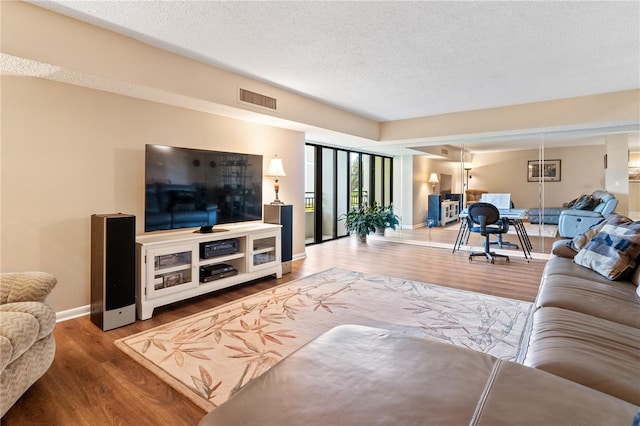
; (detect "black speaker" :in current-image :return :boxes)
[91,213,136,331]
[264,204,293,274]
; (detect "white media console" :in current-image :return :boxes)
[135,222,282,320]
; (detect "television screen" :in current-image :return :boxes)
[145,144,263,233]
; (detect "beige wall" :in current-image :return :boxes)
[1,76,306,313]
[469,145,606,209]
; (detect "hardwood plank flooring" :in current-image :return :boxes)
[2,237,546,425]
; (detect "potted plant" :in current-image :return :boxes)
[372,203,400,236]
[339,205,377,242]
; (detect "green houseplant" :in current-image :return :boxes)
[339,205,377,242]
[372,203,400,236]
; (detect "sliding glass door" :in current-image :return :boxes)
[305,143,393,245]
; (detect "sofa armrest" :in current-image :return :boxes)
[0,272,57,304]
[558,212,606,238]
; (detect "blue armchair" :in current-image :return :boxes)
[558,190,618,238]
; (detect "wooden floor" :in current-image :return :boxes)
[3,237,547,425]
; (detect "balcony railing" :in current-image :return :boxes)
[304,191,369,212]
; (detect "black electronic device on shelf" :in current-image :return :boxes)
[200,238,240,259]
[199,263,238,283]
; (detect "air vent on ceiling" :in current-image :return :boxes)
[441,148,449,155]
[239,88,277,111]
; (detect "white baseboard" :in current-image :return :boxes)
[401,223,426,230]
[292,252,307,261]
[56,305,89,322]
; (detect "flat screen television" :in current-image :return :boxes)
[145,144,263,233]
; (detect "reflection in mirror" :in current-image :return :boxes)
[382,128,639,259]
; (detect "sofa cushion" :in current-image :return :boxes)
[574,218,640,280]
[523,307,640,405]
[543,256,613,285]
[200,325,640,426]
[0,312,39,368]
[536,273,640,327]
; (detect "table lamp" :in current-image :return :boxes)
[428,173,439,192]
[266,155,286,205]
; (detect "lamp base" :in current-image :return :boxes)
[270,199,284,205]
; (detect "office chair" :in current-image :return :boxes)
[467,202,510,264]
[490,201,518,250]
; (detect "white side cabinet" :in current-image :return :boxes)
[136,223,282,320]
[441,200,460,225]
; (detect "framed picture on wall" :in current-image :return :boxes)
[527,159,561,182]
[629,167,640,182]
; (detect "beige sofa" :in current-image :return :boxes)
[200,325,638,425]
[522,226,640,405]
[0,272,57,417]
[200,216,640,424]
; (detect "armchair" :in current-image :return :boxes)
[0,272,57,417]
[465,189,487,207]
[558,190,618,238]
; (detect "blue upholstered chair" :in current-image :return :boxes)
[558,191,618,238]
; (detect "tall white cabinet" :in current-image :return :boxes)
[136,223,282,320]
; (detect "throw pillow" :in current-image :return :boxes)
[570,214,630,251]
[563,196,578,208]
[551,240,578,259]
[574,219,640,280]
[571,194,599,210]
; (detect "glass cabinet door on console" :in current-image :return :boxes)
[249,232,280,272]
[146,244,197,299]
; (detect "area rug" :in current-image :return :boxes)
[517,223,558,238]
[115,268,534,411]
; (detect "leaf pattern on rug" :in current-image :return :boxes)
[116,268,533,411]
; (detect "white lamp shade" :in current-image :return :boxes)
[463,162,473,170]
[266,156,286,177]
[428,173,439,183]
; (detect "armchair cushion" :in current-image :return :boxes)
[574,217,640,280]
[0,272,57,304]
[0,302,57,341]
[0,272,57,417]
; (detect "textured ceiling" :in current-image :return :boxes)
[30,0,640,124]
[27,1,640,121]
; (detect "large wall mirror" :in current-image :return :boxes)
[385,127,639,258]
